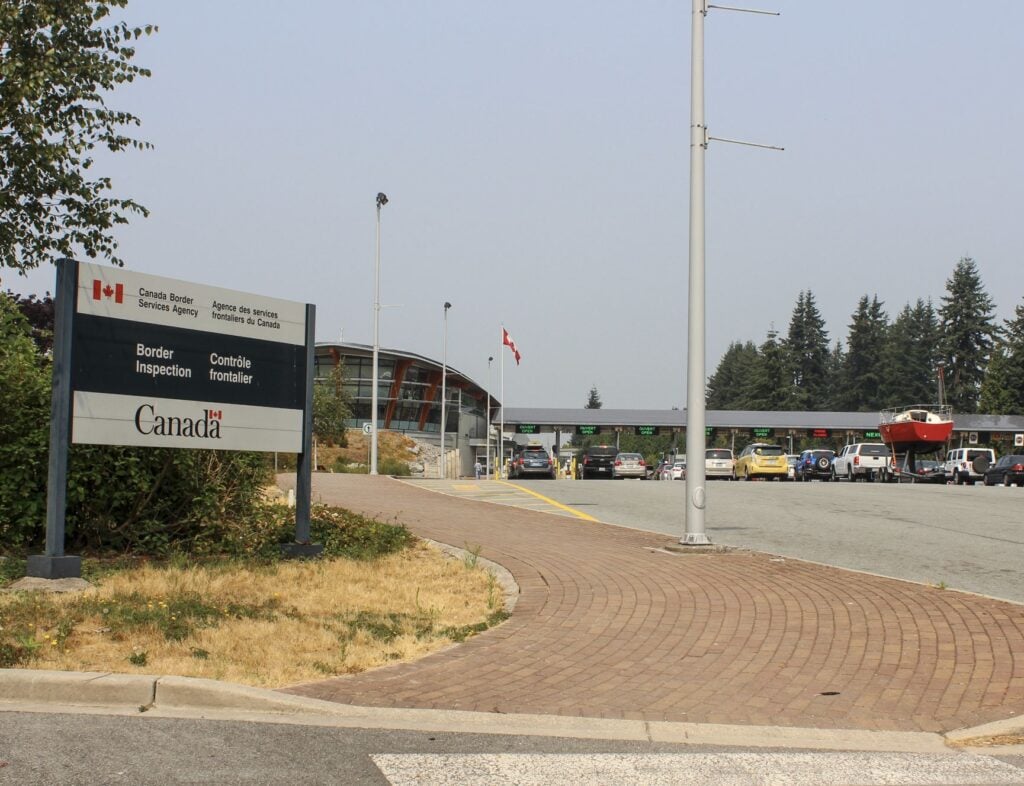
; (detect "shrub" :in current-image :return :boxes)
[0,292,272,554]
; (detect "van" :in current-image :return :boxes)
[943,447,995,485]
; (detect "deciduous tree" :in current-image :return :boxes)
[1,0,156,272]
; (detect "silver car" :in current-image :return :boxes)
[705,448,734,480]
[612,452,647,479]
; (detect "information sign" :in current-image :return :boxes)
[864,430,881,439]
[515,424,539,435]
[576,425,599,436]
[634,425,659,436]
[811,429,830,438]
[752,427,773,439]
[71,261,309,452]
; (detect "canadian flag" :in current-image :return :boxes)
[502,328,521,365]
[92,280,124,304]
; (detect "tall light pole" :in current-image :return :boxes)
[486,355,494,478]
[440,301,452,478]
[681,0,779,545]
[371,192,388,476]
[682,0,710,544]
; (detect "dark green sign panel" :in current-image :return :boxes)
[515,424,539,435]
[705,427,715,438]
[576,425,599,436]
[864,430,881,439]
[634,425,659,436]
[752,427,773,439]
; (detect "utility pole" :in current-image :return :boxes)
[682,0,781,545]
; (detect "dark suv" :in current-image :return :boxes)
[510,447,555,479]
[794,449,835,481]
[577,444,619,479]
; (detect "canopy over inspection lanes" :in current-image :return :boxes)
[497,407,1024,447]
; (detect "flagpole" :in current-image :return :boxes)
[499,326,504,480]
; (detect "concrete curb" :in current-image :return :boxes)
[945,714,1024,745]
[0,668,983,753]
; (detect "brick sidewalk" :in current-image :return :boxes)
[281,475,1024,733]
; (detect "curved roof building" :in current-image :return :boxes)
[314,342,496,441]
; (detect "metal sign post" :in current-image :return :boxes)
[27,260,80,579]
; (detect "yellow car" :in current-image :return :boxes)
[734,443,789,481]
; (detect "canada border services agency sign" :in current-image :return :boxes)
[71,261,310,452]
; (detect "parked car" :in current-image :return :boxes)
[705,448,735,480]
[832,443,892,482]
[510,448,555,479]
[577,444,619,479]
[913,459,947,483]
[943,447,996,485]
[794,449,835,481]
[652,459,672,480]
[670,458,687,480]
[982,454,1024,487]
[734,443,788,481]
[612,452,647,479]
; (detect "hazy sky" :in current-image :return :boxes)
[5,1,1023,409]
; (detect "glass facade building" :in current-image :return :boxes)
[313,342,494,441]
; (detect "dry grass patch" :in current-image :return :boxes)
[0,541,506,687]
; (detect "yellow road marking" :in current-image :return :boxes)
[453,484,478,491]
[495,480,598,521]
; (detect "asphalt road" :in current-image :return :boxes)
[503,478,1024,604]
[2,711,1022,785]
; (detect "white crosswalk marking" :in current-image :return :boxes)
[372,752,1023,785]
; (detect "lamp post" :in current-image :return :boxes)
[440,301,452,478]
[486,356,493,478]
[371,192,388,476]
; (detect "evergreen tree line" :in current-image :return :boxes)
[706,257,1024,416]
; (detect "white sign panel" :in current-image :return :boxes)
[73,392,303,453]
[1015,433,1024,447]
[77,260,307,345]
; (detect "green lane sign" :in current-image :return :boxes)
[515,424,539,435]
[634,425,659,436]
[752,427,773,439]
[576,425,599,436]
[864,430,881,439]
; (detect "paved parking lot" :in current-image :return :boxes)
[417,477,1024,604]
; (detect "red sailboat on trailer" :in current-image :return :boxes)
[879,405,954,453]
[878,363,954,480]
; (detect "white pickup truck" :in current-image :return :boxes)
[832,442,892,482]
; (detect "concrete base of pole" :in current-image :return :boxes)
[678,533,713,546]
[26,554,82,579]
[280,543,324,559]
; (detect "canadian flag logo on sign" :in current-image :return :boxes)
[92,280,124,304]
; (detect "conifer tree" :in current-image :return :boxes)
[939,257,997,413]
[837,295,889,411]
[979,297,1024,415]
[784,290,830,411]
[707,341,759,409]
[879,299,941,406]
[747,329,789,410]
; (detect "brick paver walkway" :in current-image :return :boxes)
[281,475,1024,732]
